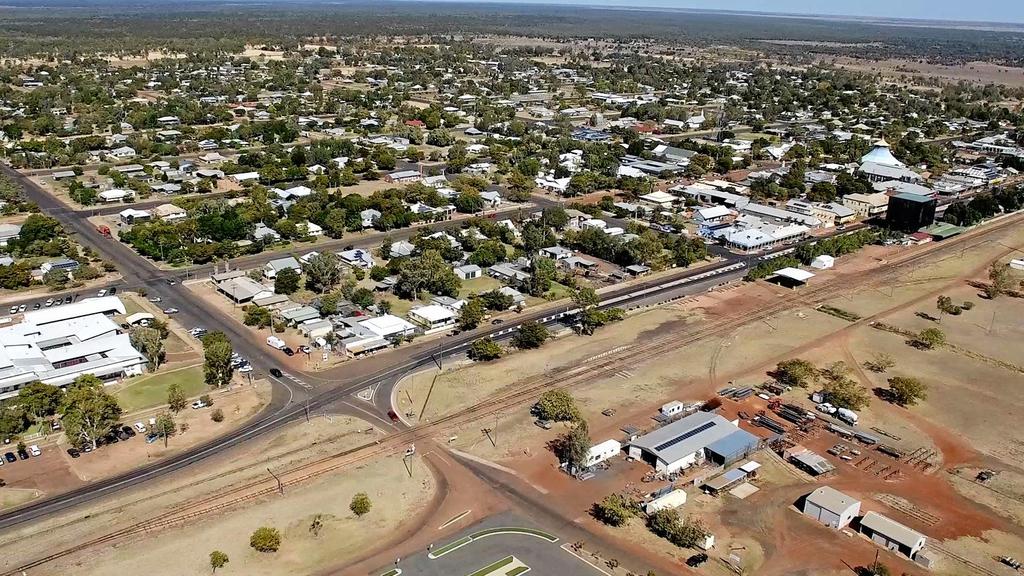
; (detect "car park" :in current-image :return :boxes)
[66,448,81,458]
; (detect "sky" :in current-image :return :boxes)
[443,0,1024,24]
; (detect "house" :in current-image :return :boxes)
[408,305,457,332]
[0,298,147,400]
[231,171,261,184]
[216,276,271,304]
[562,256,598,274]
[300,221,323,237]
[106,146,137,160]
[802,486,860,530]
[859,511,927,559]
[360,209,382,229]
[389,239,415,258]
[498,286,526,307]
[98,189,133,203]
[264,256,301,279]
[695,205,732,225]
[627,411,760,473]
[454,264,482,280]
[639,190,677,208]
[152,203,188,222]
[253,223,281,243]
[0,224,21,247]
[385,170,421,184]
[338,249,375,269]
[489,263,531,285]
[118,208,151,225]
[539,246,573,260]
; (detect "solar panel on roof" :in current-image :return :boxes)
[654,421,717,452]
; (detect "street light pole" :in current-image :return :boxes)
[267,467,283,494]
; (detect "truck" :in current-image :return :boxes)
[96,225,112,237]
[836,408,859,425]
[266,336,286,350]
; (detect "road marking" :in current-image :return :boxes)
[281,371,313,390]
[438,509,472,530]
[341,400,395,428]
[559,544,613,575]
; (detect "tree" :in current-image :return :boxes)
[536,389,580,422]
[468,337,504,361]
[935,295,961,320]
[822,375,871,411]
[560,419,591,473]
[807,182,837,203]
[154,412,177,447]
[243,306,272,328]
[592,493,637,527]
[129,326,164,370]
[61,374,122,450]
[203,336,234,388]
[249,526,281,552]
[887,376,928,407]
[274,267,300,294]
[16,381,63,421]
[773,358,817,388]
[512,321,549,349]
[167,383,187,413]
[209,550,229,573]
[458,298,485,330]
[303,252,342,293]
[647,509,709,549]
[349,492,372,518]
[914,327,946,350]
[863,352,896,373]
[986,262,1015,298]
[211,408,225,422]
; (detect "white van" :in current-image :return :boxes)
[267,336,286,350]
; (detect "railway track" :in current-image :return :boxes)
[6,212,1023,575]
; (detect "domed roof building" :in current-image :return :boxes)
[860,139,905,168]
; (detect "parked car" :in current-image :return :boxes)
[283,347,295,357]
[116,430,130,441]
[686,553,708,567]
[17,304,26,312]
[66,448,80,458]
[133,422,147,433]
[50,420,61,431]
[97,289,107,297]
[44,299,54,307]
[238,364,253,373]
[298,345,311,354]
[17,448,28,460]
[8,306,16,314]
[269,368,283,378]
[28,445,40,457]
[163,308,179,315]
[32,303,40,310]
[191,400,207,410]
[121,425,136,437]
[64,295,73,303]
[4,452,16,463]
[145,433,159,444]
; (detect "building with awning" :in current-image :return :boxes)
[769,267,814,288]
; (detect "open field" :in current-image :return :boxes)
[112,364,206,412]
[827,56,1024,87]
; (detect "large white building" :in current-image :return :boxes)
[0,297,147,399]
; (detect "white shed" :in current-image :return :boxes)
[810,255,835,270]
[584,439,621,468]
[802,486,860,529]
[644,489,687,514]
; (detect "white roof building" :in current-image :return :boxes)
[360,315,417,339]
[802,486,860,530]
[408,305,457,331]
[0,298,146,399]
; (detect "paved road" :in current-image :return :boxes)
[0,161,799,531]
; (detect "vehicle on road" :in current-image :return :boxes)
[28,445,41,457]
[191,400,207,410]
[163,308,179,314]
[66,448,80,459]
[387,409,400,422]
[148,297,162,303]
[269,368,283,378]
[165,278,177,285]
[491,318,504,325]
[96,224,111,237]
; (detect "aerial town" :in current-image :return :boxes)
[0,2,1023,575]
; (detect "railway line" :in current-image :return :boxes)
[8,209,1019,575]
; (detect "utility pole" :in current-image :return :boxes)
[267,467,283,494]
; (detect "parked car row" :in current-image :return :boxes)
[7,292,82,314]
[65,422,153,458]
[230,352,252,373]
[0,445,41,466]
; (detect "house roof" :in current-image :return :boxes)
[266,256,300,271]
[773,267,815,282]
[860,511,925,547]
[629,412,741,466]
[23,296,125,326]
[409,305,456,323]
[806,486,860,513]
